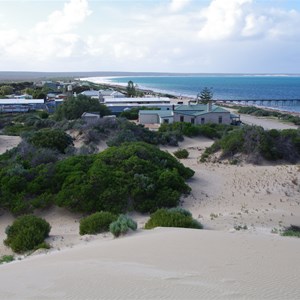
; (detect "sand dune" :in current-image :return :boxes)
[0,228,300,299]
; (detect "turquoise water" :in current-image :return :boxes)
[107,75,300,113]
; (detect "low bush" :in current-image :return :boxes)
[27,128,73,153]
[167,207,192,217]
[174,149,189,159]
[109,215,137,237]
[80,211,117,235]
[203,125,300,163]
[0,255,14,264]
[145,208,203,230]
[4,215,51,253]
[237,106,300,126]
[281,225,300,238]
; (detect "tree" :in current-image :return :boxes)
[55,94,111,120]
[126,81,136,97]
[197,87,213,104]
[0,85,14,96]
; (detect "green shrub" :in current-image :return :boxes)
[38,111,49,119]
[281,225,300,238]
[145,208,203,230]
[167,207,192,217]
[174,149,189,159]
[34,242,51,251]
[203,125,300,163]
[109,215,137,237]
[0,255,14,264]
[27,128,73,153]
[80,211,117,235]
[4,215,51,253]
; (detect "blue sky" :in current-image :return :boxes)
[0,0,299,73]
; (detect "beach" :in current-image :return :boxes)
[0,112,299,298]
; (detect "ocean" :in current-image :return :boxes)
[89,75,300,113]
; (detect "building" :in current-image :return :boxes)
[104,97,173,114]
[81,112,101,124]
[174,103,231,125]
[0,99,45,113]
[99,90,125,100]
[80,90,100,99]
[80,89,125,101]
[138,103,236,125]
[14,94,33,100]
[139,110,174,125]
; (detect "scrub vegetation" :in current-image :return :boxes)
[201,125,300,164]
[145,208,203,229]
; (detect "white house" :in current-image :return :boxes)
[139,110,174,125]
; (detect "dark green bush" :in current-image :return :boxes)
[174,149,189,159]
[109,215,137,237]
[27,128,73,153]
[38,111,49,119]
[79,211,117,235]
[0,142,193,215]
[145,208,203,229]
[281,225,300,238]
[4,215,51,253]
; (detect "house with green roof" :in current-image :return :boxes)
[138,103,238,125]
[174,103,231,125]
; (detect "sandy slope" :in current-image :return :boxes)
[172,137,300,234]
[0,228,299,299]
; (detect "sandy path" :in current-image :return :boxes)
[240,114,298,130]
[0,135,21,154]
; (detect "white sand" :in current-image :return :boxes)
[0,228,299,299]
[0,135,21,154]
[0,118,300,299]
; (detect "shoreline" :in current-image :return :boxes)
[81,76,300,119]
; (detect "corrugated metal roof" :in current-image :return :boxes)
[0,99,44,104]
[104,97,170,103]
[139,110,173,118]
[174,104,229,116]
[80,90,99,96]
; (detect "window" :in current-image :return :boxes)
[191,118,195,124]
[201,118,205,124]
[164,119,169,124]
[180,116,184,122]
[218,116,223,124]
